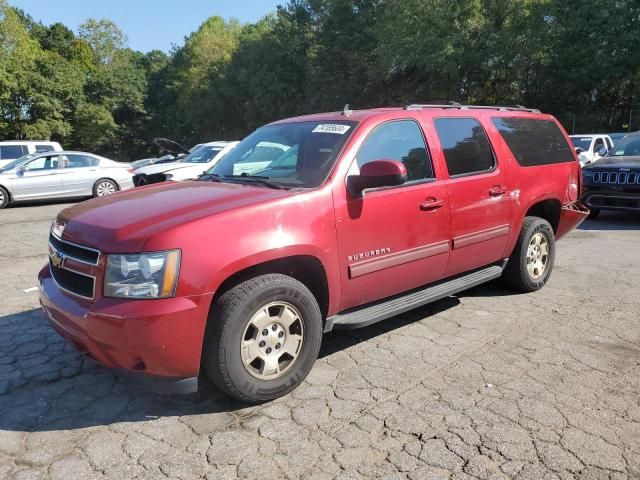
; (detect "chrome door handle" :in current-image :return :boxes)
[420,198,444,211]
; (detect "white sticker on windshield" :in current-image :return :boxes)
[312,124,351,135]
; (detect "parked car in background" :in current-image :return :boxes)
[0,151,133,209]
[133,141,237,186]
[608,132,627,146]
[40,104,588,402]
[0,141,62,168]
[569,134,613,166]
[131,138,198,170]
[581,132,640,218]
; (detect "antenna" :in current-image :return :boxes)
[342,104,353,117]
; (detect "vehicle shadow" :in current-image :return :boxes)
[579,211,640,231]
[0,282,510,432]
[0,309,248,433]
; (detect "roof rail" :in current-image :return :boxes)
[404,103,541,113]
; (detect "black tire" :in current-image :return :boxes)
[203,274,323,403]
[92,178,118,197]
[587,208,600,219]
[0,186,9,209]
[502,216,556,293]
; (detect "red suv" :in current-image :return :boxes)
[39,105,588,402]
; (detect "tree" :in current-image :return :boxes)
[78,18,127,64]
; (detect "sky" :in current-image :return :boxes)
[8,0,284,52]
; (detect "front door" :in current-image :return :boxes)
[334,119,451,311]
[11,155,63,200]
[432,117,512,276]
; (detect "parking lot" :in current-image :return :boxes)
[0,202,639,480]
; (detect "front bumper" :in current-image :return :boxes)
[38,265,213,394]
[582,189,640,213]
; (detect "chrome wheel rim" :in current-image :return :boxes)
[0,189,5,205]
[526,232,549,279]
[96,181,116,196]
[241,301,304,380]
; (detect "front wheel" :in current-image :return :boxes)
[203,274,323,403]
[93,179,118,197]
[502,217,556,293]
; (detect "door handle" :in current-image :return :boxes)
[489,186,507,197]
[420,198,444,211]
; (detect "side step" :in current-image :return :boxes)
[324,263,505,332]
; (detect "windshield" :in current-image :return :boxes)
[179,145,223,163]
[0,153,38,171]
[570,137,592,151]
[610,135,640,156]
[207,121,356,188]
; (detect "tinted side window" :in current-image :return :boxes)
[63,154,98,168]
[355,120,434,181]
[492,117,575,166]
[36,144,54,152]
[0,145,26,160]
[434,118,495,176]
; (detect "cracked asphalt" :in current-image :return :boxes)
[1,201,640,480]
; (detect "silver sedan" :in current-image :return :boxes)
[0,151,134,209]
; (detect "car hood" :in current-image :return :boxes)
[585,156,640,169]
[134,162,197,175]
[56,182,295,252]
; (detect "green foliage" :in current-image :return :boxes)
[1,0,639,161]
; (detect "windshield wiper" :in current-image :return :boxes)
[198,173,224,182]
[224,174,286,190]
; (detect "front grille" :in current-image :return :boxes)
[50,260,95,299]
[49,234,100,265]
[49,234,99,299]
[592,170,640,185]
[133,173,166,187]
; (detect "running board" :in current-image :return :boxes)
[324,263,506,332]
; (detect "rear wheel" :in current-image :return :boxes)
[0,186,9,209]
[203,274,323,403]
[502,217,555,292]
[93,179,118,197]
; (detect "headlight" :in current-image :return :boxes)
[104,250,181,299]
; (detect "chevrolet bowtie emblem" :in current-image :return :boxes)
[50,250,65,268]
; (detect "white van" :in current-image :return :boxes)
[0,141,63,168]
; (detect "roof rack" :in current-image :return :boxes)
[404,103,540,113]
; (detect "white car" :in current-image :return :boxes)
[0,151,133,209]
[569,134,614,166]
[133,141,238,186]
[0,140,63,168]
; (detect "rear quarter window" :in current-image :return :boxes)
[492,117,574,166]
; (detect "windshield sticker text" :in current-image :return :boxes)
[312,124,351,135]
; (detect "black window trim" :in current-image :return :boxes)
[434,116,498,179]
[345,118,438,194]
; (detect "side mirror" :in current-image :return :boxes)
[595,146,608,157]
[16,167,25,177]
[574,147,584,154]
[347,159,407,196]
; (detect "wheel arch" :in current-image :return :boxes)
[524,198,562,233]
[210,255,330,321]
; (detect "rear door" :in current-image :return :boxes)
[432,117,512,277]
[11,155,64,199]
[58,154,100,196]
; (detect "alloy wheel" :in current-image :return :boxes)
[240,302,304,380]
